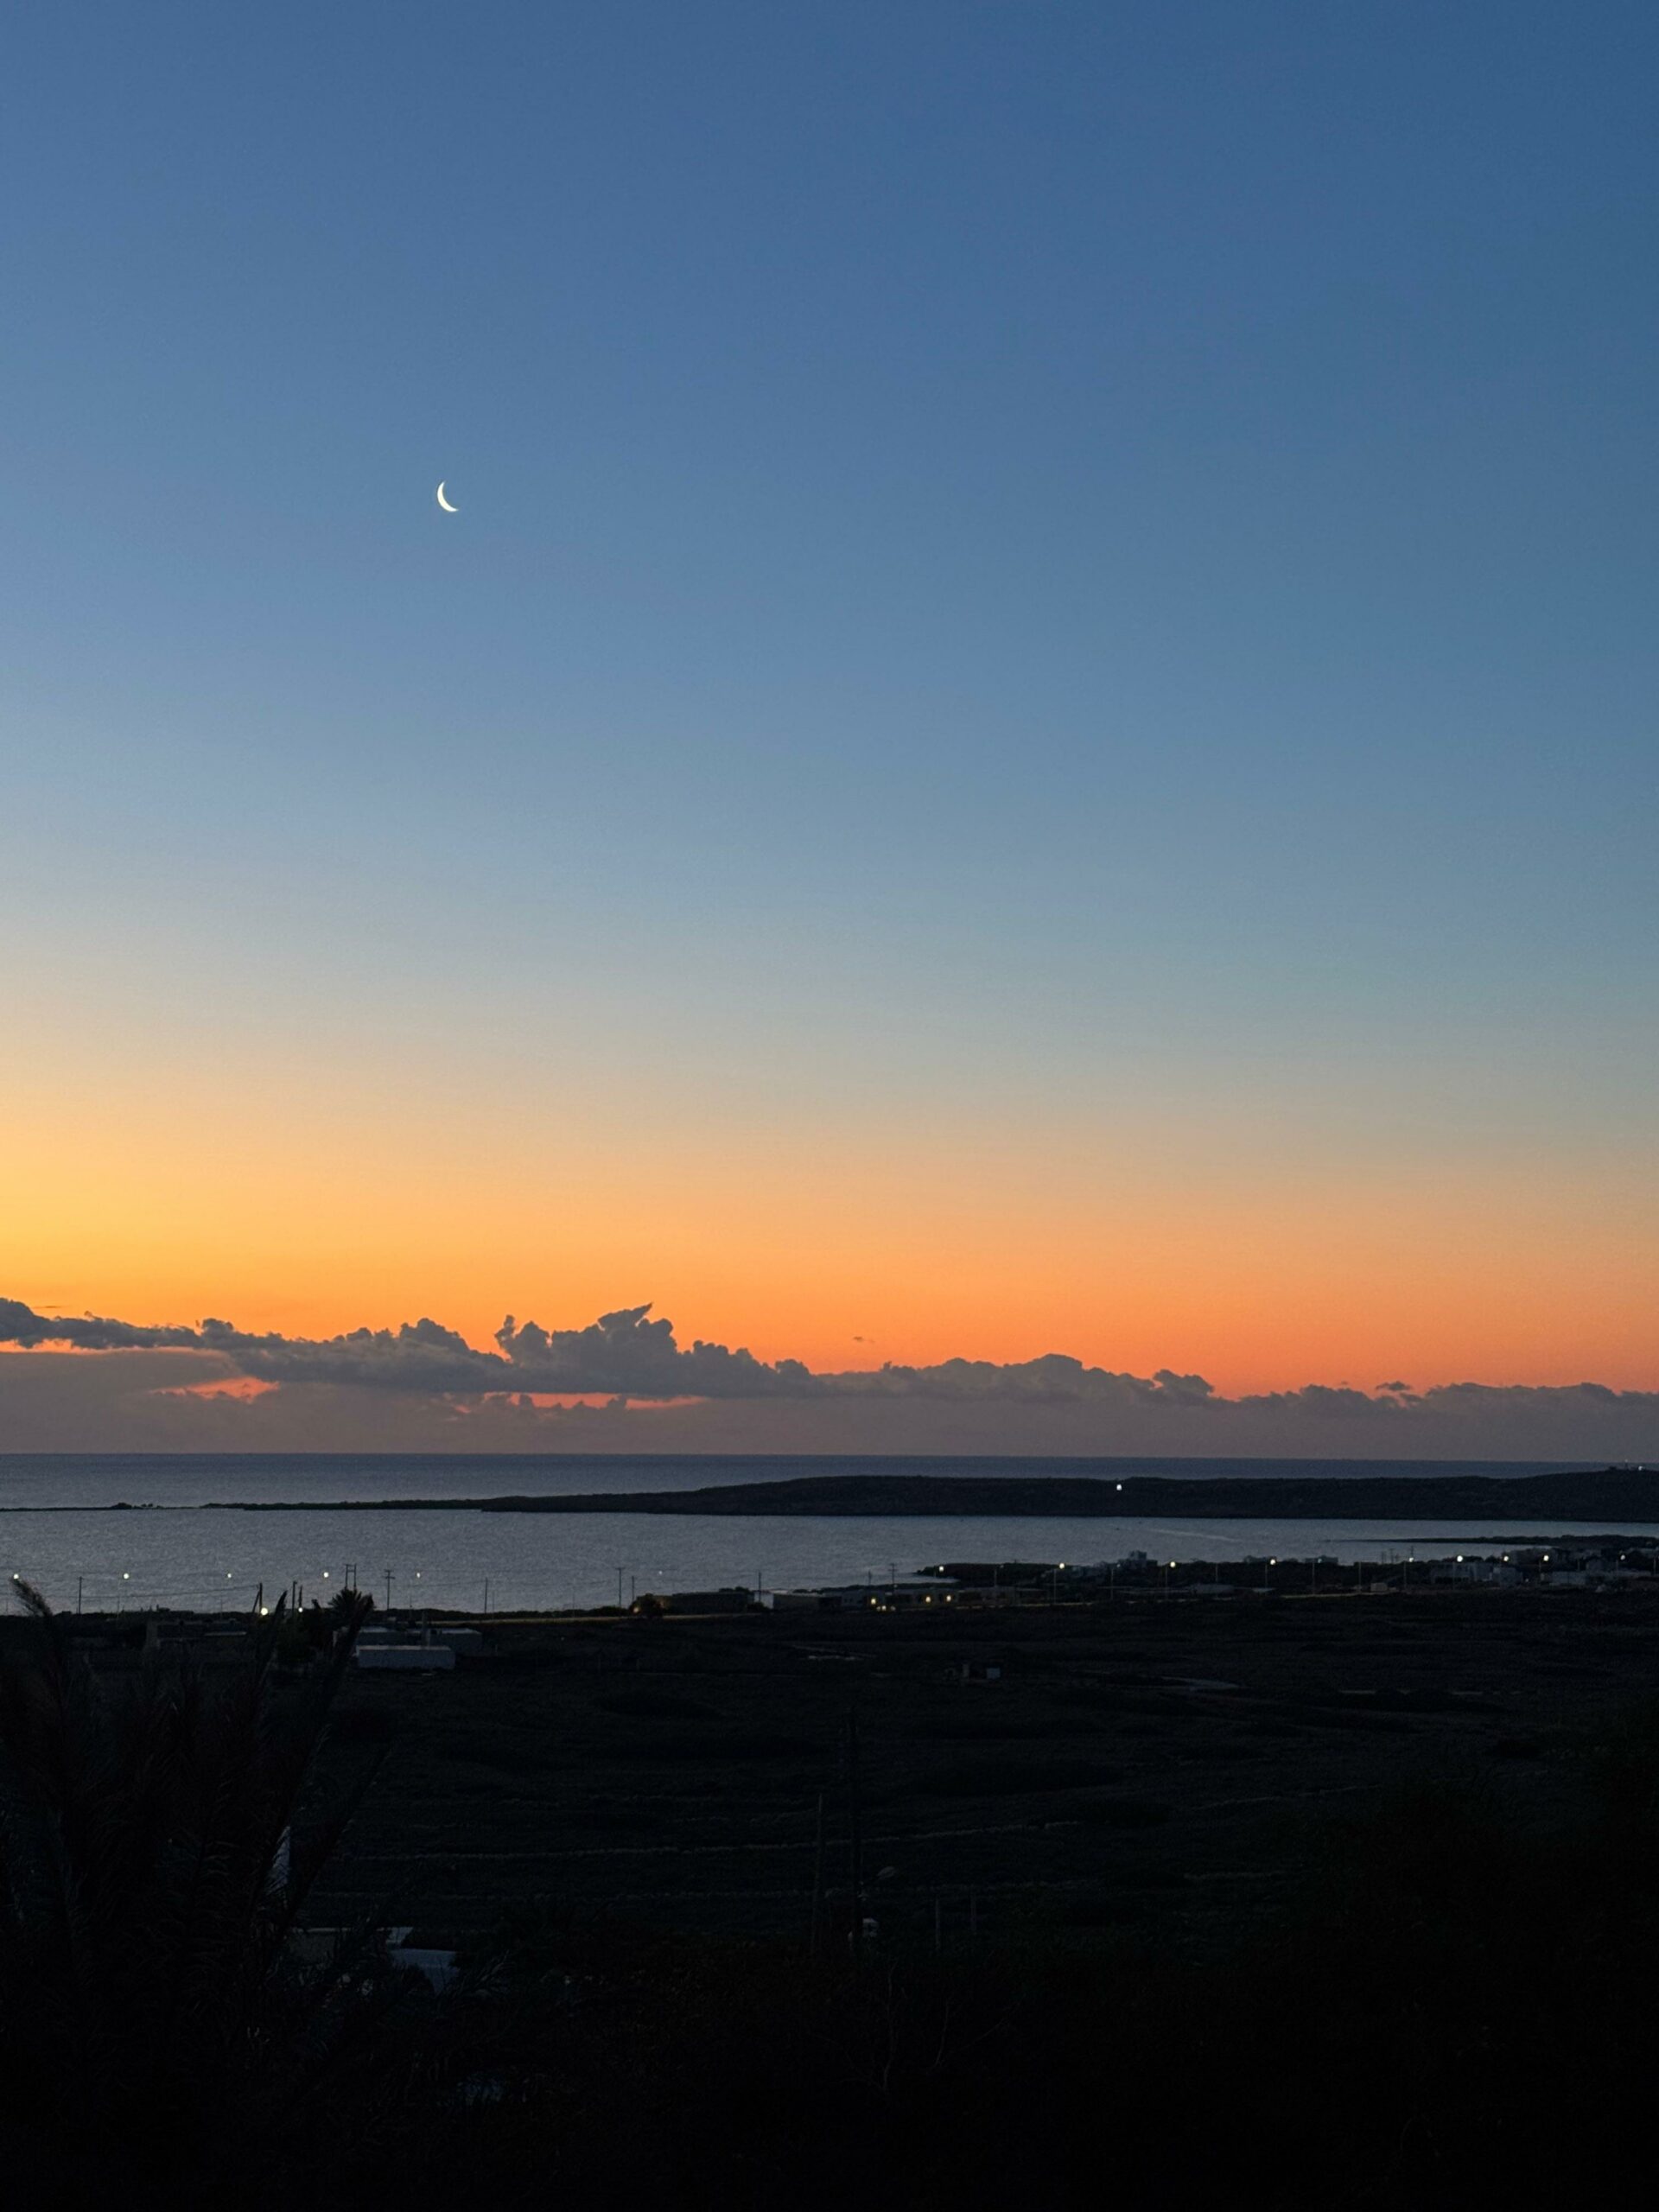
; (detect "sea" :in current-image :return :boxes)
[0,1452,1642,1616]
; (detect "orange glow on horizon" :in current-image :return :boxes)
[151,1375,279,1402]
[4,1036,1656,1399]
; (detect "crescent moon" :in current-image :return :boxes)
[435,481,458,513]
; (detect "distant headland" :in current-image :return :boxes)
[206,1466,1659,1522]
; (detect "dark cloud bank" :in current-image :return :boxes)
[0,1296,1212,1404]
[2,1296,1656,1459]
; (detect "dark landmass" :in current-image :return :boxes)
[205,1465,1659,1521]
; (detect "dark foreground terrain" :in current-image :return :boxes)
[312,1586,1657,1945]
[10,1586,1659,2210]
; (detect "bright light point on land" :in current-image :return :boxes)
[122,1572,130,1580]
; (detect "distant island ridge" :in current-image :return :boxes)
[200,1465,1659,1522]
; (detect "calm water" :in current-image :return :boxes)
[0,1453,1626,1614]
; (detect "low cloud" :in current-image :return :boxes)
[0,1300,1286,1410]
[494,1308,814,1400]
[0,1299,204,1354]
[3,1296,1657,1452]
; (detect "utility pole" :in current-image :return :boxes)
[616,1565,625,1610]
[483,1577,490,1616]
[809,1790,827,1960]
[847,1708,864,1971]
[385,1569,394,1615]
[76,1576,83,1616]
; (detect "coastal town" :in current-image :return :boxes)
[768,1540,1659,1610]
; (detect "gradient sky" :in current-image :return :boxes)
[3,3,1656,1436]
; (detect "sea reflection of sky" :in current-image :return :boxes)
[3,1510,1652,1619]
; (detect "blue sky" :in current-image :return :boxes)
[3,3,1656,1427]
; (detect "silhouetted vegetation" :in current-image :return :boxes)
[0,1586,466,2206]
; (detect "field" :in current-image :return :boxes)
[306,1586,1659,1949]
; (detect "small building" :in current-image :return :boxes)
[657,1587,756,1615]
[1432,1559,1522,1587]
[772,1579,960,1614]
[387,1926,459,1992]
[354,1642,455,1671]
[292,1925,458,1993]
